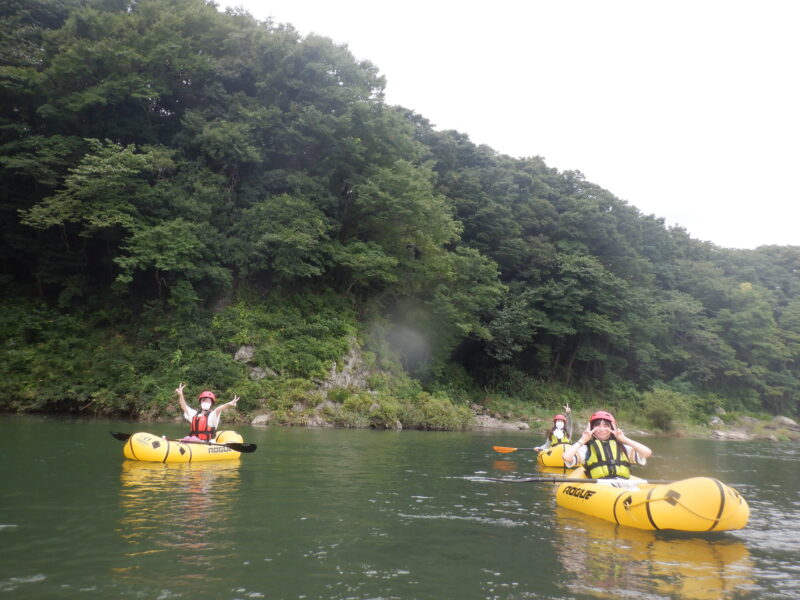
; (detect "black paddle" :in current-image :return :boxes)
[110,431,257,453]
[479,475,671,484]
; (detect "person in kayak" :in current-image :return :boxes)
[176,382,239,442]
[534,404,573,451]
[561,410,652,479]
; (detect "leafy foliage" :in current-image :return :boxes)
[641,389,690,432]
[1,0,798,425]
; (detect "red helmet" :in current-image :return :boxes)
[589,410,616,428]
[197,390,216,404]
[553,414,566,422]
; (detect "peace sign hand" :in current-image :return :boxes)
[580,424,594,445]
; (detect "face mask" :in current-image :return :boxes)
[201,401,212,411]
[555,421,565,430]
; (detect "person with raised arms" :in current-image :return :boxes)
[175,382,239,443]
[534,404,573,451]
[561,410,652,479]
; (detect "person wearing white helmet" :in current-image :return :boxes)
[175,382,239,442]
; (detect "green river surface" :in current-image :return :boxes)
[1,415,799,599]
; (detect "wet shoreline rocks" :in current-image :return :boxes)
[710,415,800,441]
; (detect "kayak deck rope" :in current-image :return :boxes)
[624,495,722,522]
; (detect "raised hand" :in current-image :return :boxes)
[580,425,595,444]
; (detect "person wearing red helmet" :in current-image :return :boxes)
[175,382,240,442]
[534,404,572,451]
[562,409,652,479]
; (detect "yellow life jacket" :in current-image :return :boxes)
[549,430,571,446]
[584,438,631,479]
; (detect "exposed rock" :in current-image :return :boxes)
[371,418,397,430]
[319,338,369,391]
[625,429,650,437]
[234,345,255,362]
[709,416,725,426]
[711,429,752,440]
[765,415,800,434]
[251,412,272,427]
[315,400,339,413]
[473,415,530,430]
[306,413,333,428]
[715,407,727,416]
[249,366,277,380]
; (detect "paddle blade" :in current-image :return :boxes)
[225,442,257,453]
[492,446,519,453]
[110,431,132,442]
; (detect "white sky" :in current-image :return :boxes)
[219,0,799,250]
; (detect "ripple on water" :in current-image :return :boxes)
[0,574,46,593]
[230,587,266,598]
[397,512,525,528]
[740,499,800,553]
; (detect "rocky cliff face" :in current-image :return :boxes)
[247,338,375,428]
[317,341,370,391]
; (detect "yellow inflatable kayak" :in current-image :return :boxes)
[537,443,568,468]
[555,469,749,531]
[119,431,248,463]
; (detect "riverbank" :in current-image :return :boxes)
[238,402,800,442]
[704,414,800,442]
[469,408,800,442]
[6,298,795,441]
[8,397,798,442]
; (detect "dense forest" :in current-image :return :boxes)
[2,0,799,429]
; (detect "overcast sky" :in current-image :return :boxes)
[219,0,799,250]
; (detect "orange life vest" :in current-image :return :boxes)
[190,411,216,442]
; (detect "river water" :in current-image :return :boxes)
[1,416,799,599]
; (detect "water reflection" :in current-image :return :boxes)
[492,459,518,473]
[554,506,755,599]
[115,460,241,584]
[490,458,568,475]
[537,465,569,475]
